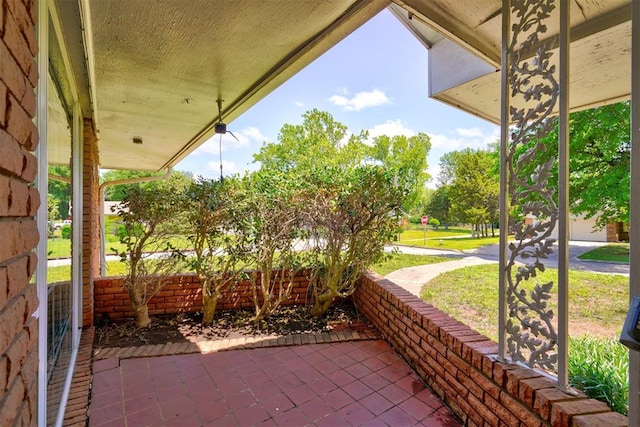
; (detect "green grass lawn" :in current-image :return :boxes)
[48,239,131,259]
[401,225,471,236]
[420,264,628,341]
[397,227,501,251]
[578,243,629,263]
[47,236,193,259]
[370,253,451,276]
[47,261,131,283]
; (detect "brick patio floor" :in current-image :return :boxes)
[88,340,461,426]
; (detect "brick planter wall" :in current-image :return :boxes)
[0,0,40,425]
[353,272,628,427]
[94,270,312,322]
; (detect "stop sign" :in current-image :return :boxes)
[421,215,428,225]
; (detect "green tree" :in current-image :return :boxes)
[437,151,458,186]
[302,165,406,317]
[442,148,500,237]
[369,133,431,211]
[47,197,58,237]
[521,102,630,228]
[48,165,71,220]
[254,109,368,172]
[255,109,431,212]
[101,169,193,201]
[114,173,187,327]
[409,186,434,218]
[179,178,241,324]
[427,186,451,229]
[231,170,306,323]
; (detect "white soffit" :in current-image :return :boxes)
[390,0,631,124]
[432,19,631,124]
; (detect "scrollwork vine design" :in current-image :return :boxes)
[505,0,559,371]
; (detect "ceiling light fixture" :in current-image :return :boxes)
[214,99,239,181]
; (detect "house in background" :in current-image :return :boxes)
[2,0,639,425]
[526,214,628,242]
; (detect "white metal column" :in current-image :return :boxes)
[628,1,640,423]
[556,0,570,391]
[35,0,49,423]
[498,0,511,361]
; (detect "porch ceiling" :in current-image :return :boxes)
[49,0,631,170]
[51,0,388,171]
[390,0,631,124]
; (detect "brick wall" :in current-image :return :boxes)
[82,118,99,327]
[353,272,629,427]
[606,222,628,243]
[94,271,312,322]
[0,0,40,425]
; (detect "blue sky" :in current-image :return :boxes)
[176,9,499,188]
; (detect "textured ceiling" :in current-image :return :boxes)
[50,0,633,169]
[51,0,388,170]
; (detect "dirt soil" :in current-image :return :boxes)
[94,299,371,349]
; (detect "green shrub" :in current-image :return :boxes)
[569,335,628,415]
[61,224,71,239]
[428,218,440,229]
[408,216,423,224]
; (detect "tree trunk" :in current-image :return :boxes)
[128,289,152,328]
[202,292,219,324]
[311,291,335,317]
[134,304,151,328]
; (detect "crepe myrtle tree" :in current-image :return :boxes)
[178,177,241,324]
[231,170,307,323]
[114,174,187,328]
[303,165,407,317]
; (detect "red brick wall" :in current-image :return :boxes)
[0,0,40,425]
[82,118,99,327]
[94,271,311,322]
[353,272,629,427]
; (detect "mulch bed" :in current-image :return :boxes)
[94,298,372,350]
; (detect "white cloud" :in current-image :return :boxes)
[241,126,267,143]
[429,126,499,150]
[456,127,485,138]
[368,120,415,140]
[429,133,454,149]
[206,160,237,176]
[329,89,390,111]
[195,126,268,155]
[426,126,499,187]
[294,101,305,108]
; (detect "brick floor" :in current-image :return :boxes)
[87,340,461,426]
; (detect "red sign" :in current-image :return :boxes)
[421,215,428,225]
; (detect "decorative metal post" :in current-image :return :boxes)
[499,0,570,385]
[628,0,640,422]
[498,0,511,361]
[556,0,570,391]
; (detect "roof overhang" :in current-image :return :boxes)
[390,0,631,124]
[49,0,389,170]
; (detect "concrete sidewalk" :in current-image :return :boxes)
[385,256,496,297]
[385,241,629,297]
